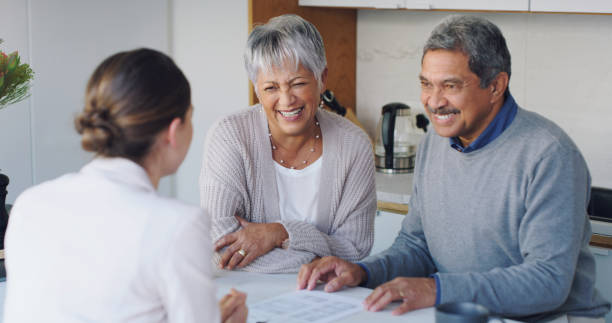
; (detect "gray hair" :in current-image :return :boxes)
[244,14,327,90]
[423,16,511,93]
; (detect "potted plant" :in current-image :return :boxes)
[0,38,34,279]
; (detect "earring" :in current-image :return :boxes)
[319,99,324,109]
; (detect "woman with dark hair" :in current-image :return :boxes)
[4,48,247,323]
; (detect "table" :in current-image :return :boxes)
[214,270,520,323]
[0,272,521,323]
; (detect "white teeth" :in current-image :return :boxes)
[436,114,452,120]
[279,107,303,117]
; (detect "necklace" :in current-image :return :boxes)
[269,121,320,169]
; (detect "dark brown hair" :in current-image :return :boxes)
[75,48,191,162]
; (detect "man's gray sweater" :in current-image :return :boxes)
[361,107,610,321]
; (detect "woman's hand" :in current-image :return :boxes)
[219,288,248,323]
[215,216,288,270]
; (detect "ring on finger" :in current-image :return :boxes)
[237,249,247,257]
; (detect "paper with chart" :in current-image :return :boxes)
[247,290,363,323]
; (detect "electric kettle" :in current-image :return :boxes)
[374,102,428,173]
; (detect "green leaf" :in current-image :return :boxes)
[7,52,19,73]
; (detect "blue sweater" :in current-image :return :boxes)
[361,107,610,321]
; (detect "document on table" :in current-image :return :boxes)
[247,290,363,323]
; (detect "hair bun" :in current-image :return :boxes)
[75,107,122,154]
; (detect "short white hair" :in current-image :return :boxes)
[244,14,327,91]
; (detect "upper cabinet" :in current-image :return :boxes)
[298,0,528,11]
[530,0,612,14]
[299,0,612,13]
[430,0,528,11]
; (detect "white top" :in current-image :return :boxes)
[274,157,323,225]
[4,158,219,323]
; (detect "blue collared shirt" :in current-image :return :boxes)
[450,93,518,153]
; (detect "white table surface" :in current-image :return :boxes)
[214,270,520,323]
[0,273,520,322]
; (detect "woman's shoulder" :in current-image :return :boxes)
[211,105,262,130]
[13,169,84,209]
[206,105,263,141]
[318,109,372,148]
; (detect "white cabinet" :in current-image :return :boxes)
[429,0,528,11]
[298,0,428,9]
[371,210,405,255]
[300,0,612,13]
[590,246,612,323]
[530,0,612,14]
[299,0,528,11]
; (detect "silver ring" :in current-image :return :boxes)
[237,249,247,257]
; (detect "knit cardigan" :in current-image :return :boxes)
[200,105,376,273]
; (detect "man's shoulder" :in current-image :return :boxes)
[511,107,580,154]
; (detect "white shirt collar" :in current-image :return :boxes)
[80,157,155,193]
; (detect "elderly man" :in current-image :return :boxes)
[297,15,610,322]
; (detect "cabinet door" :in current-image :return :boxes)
[589,247,612,323]
[372,210,405,255]
[299,0,429,9]
[299,0,529,10]
[530,0,612,13]
[430,0,528,11]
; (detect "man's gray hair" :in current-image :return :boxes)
[244,14,327,90]
[423,16,511,92]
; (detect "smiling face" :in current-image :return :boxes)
[420,49,504,146]
[255,62,326,139]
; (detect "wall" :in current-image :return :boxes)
[0,0,32,205]
[0,0,172,204]
[1,1,248,206]
[171,1,249,205]
[356,10,612,189]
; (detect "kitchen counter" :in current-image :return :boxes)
[375,172,412,214]
[590,220,612,249]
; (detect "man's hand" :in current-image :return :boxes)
[364,277,436,315]
[297,256,367,292]
[219,288,248,323]
[214,216,288,270]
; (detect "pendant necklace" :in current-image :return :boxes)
[269,121,320,169]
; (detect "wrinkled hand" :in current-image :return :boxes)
[363,277,436,315]
[297,256,366,292]
[215,216,288,270]
[219,288,248,323]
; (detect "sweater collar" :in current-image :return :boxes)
[80,157,155,193]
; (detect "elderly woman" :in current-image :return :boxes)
[200,14,376,273]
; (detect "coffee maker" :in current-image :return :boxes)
[374,102,428,173]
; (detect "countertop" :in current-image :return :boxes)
[375,172,412,214]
